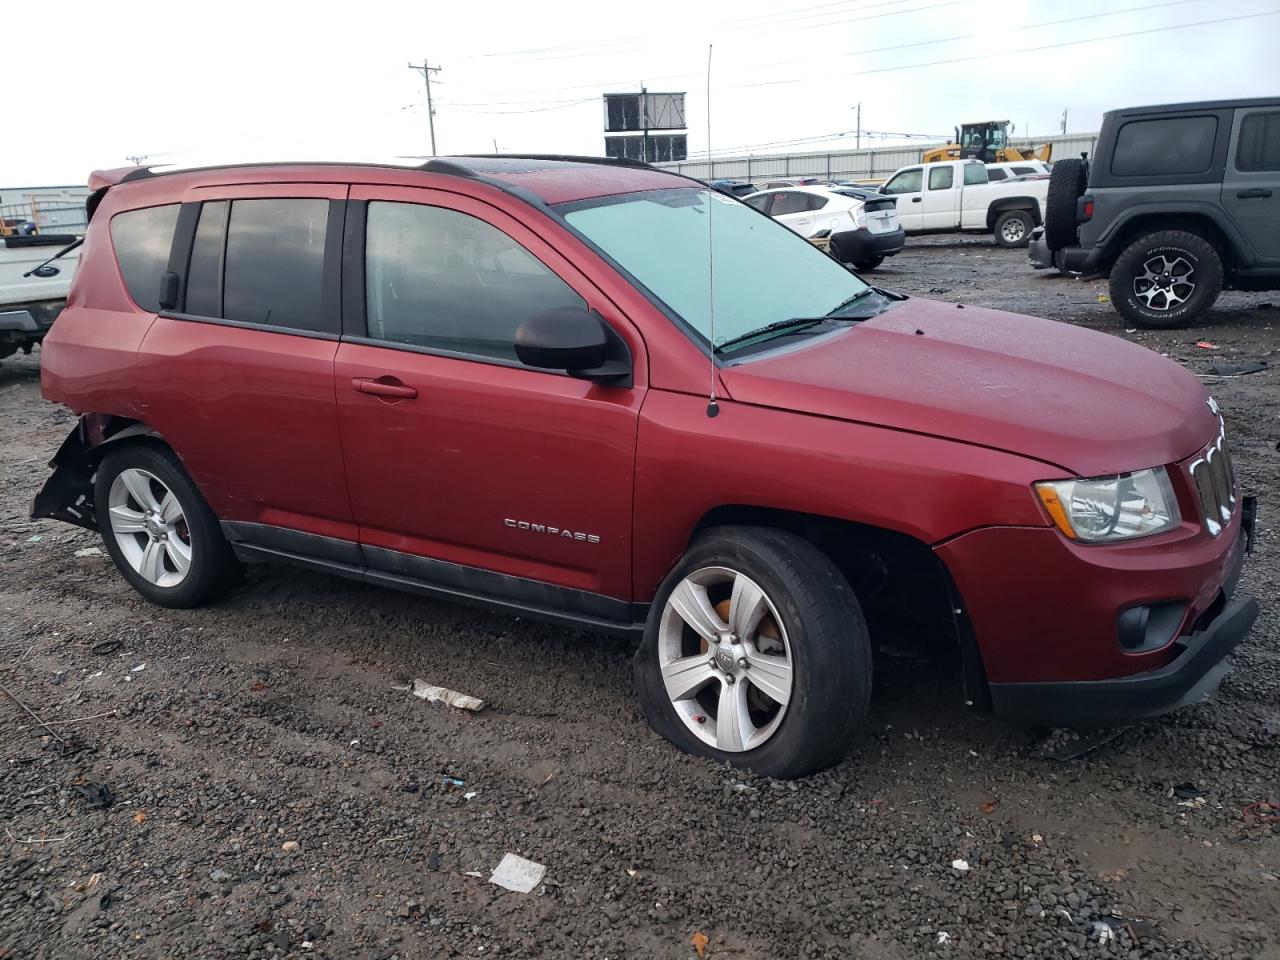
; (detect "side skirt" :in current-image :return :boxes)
[222,522,646,638]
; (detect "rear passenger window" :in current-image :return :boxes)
[110,204,180,312]
[963,164,989,185]
[1237,111,1280,172]
[928,167,954,190]
[1112,116,1218,177]
[184,201,227,319]
[770,192,810,216]
[223,199,327,330]
[364,201,585,363]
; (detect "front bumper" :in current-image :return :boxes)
[832,226,905,263]
[939,488,1257,728]
[989,589,1256,729]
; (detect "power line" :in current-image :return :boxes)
[730,8,1280,88]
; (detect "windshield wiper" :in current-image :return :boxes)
[826,287,877,316]
[714,316,828,353]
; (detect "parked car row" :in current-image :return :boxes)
[708,158,1050,261]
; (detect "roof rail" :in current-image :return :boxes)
[452,153,655,170]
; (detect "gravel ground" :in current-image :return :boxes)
[2,240,1277,960]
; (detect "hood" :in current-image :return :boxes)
[721,298,1218,477]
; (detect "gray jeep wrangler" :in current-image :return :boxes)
[1030,98,1279,327]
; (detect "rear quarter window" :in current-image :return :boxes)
[1112,116,1218,177]
[1237,110,1280,172]
[109,204,180,311]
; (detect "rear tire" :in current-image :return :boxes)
[633,526,872,779]
[1108,230,1223,328]
[853,255,885,271]
[993,210,1033,248]
[1044,158,1087,251]
[94,443,241,608]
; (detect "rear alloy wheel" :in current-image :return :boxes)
[634,526,871,779]
[94,443,241,608]
[994,210,1033,248]
[1109,230,1224,328]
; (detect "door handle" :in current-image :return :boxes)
[911,196,922,202]
[1236,188,1273,199]
[351,376,418,400]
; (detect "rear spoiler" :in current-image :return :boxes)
[85,165,156,222]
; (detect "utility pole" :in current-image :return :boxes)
[408,59,442,156]
[855,102,862,150]
[641,84,649,163]
[1060,108,1068,135]
[125,154,149,166]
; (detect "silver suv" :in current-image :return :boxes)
[1030,98,1280,327]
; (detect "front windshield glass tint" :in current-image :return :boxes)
[560,187,866,350]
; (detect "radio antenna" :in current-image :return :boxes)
[705,43,719,419]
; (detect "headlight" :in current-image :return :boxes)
[1034,467,1181,542]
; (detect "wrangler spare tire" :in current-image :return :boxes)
[1044,158,1088,251]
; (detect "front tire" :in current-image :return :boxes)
[994,210,1033,248]
[1109,230,1224,328]
[633,526,871,779]
[94,443,241,608]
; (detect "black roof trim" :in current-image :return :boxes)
[452,153,655,170]
[1104,97,1280,118]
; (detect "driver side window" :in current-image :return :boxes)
[364,201,585,363]
[882,169,922,194]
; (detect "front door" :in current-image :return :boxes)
[1222,106,1280,263]
[334,186,644,609]
[881,167,924,230]
[922,164,958,229]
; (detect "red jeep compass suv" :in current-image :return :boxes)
[34,156,1257,779]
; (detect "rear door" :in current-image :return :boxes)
[333,185,644,607]
[769,190,818,236]
[1222,106,1280,263]
[136,184,356,545]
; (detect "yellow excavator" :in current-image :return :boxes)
[922,121,1053,165]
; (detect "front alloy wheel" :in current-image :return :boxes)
[634,526,872,779]
[658,566,793,753]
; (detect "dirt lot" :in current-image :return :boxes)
[2,241,1278,960]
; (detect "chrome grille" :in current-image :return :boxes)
[1189,423,1236,536]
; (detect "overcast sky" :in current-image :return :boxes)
[4,0,1278,187]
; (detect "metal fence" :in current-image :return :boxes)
[0,196,88,235]
[655,133,1099,182]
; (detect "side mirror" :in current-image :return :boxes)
[515,307,631,386]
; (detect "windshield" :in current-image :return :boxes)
[557,187,867,351]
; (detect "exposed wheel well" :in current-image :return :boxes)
[1101,214,1233,273]
[30,414,170,530]
[690,505,990,708]
[985,198,1042,230]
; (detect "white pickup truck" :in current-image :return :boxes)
[878,159,1049,248]
[1,233,80,367]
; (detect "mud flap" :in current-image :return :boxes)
[30,421,98,530]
